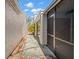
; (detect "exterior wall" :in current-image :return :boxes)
[5,0,26,58]
[40,13,47,45]
[34,12,47,45]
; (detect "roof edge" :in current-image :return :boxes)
[44,0,62,14]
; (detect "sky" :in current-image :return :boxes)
[16,0,53,18]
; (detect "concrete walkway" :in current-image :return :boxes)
[11,35,47,59]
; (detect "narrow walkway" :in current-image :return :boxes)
[9,35,47,59]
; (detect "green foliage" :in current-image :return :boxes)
[28,22,40,33]
[28,23,34,33]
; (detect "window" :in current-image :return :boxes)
[47,8,55,51]
[55,0,74,43]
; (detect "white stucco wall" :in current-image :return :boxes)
[40,13,47,45]
[34,12,47,45]
[5,1,26,58]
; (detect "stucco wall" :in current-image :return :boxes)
[40,13,47,45]
[5,1,26,58]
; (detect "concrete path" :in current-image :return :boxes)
[12,35,47,59]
